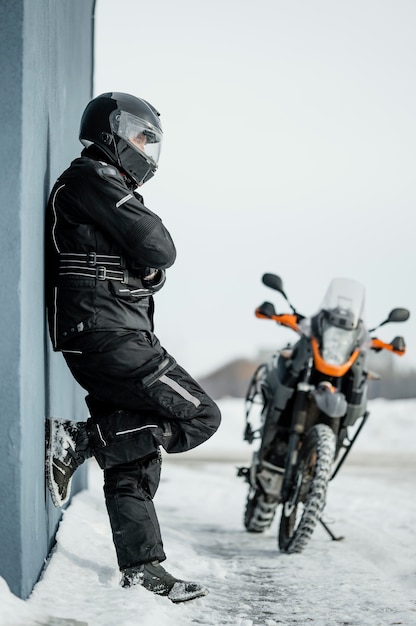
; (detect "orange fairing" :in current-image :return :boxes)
[255,309,300,333]
[311,337,360,377]
[371,337,406,356]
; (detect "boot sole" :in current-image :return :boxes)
[168,583,209,603]
[45,418,72,508]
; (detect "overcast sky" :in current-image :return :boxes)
[94,0,416,377]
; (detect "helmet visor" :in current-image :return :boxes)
[110,110,162,166]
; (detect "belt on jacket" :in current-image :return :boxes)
[58,252,130,283]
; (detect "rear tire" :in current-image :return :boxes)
[278,423,335,553]
[244,488,278,533]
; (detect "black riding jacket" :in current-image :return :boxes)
[46,147,176,350]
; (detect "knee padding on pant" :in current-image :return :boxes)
[86,410,160,469]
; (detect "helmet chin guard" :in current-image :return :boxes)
[79,92,163,186]
[115,138,157,186]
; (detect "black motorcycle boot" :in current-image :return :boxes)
[120,561,209,603]
[45,418,92,507]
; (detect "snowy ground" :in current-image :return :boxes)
[1,398,416,626]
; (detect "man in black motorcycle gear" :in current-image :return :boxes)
[45,92,221,603]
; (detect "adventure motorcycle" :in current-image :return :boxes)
[238,274,409,553]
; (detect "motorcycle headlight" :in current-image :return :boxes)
[321,326,357,365]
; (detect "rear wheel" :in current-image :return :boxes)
[278,423,335,553]
[244,488,279,533]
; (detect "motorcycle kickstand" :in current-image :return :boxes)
[319,518,345,542]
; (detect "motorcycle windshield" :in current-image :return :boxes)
[319,277,365,330]
[318,278,366,366]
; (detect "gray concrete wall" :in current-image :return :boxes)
[0,0,95,599]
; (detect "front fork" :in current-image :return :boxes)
[280,378,314,503]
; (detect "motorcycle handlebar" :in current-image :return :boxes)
[255,308,407,356]
[370,337,406,356]
[255,308,301,333]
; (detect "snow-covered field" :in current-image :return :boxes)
[1,398,416,626]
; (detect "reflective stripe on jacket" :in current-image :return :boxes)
[45,151,176,349]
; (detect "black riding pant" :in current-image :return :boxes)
[61,329,221,569]
[103,452,165,568]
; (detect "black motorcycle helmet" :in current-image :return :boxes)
[79,92,163,186]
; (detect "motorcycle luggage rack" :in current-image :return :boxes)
[243,363,268,444]
[244,422,261,444]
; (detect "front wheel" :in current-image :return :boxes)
[278,423,336,553]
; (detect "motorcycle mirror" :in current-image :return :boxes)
[257,301,277,318]
[262,273,286,296]
[369,307,410,333]
[387,308,410,323]
[391,336,406,352]
[261,273,300,316]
